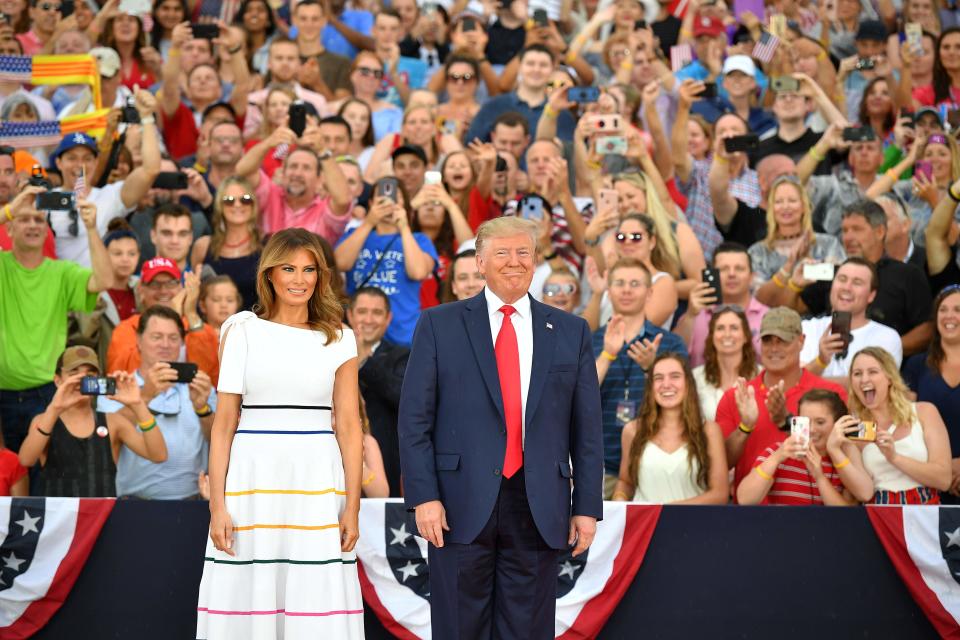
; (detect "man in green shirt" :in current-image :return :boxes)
[0,185,112,453]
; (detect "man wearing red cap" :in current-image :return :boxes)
[105,257,219,385]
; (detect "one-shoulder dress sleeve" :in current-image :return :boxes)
[217,311,257,395]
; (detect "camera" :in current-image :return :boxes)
[121,98,141,124]
[36,191,76,211]
[28,165,52,190]
[855,58,875,70]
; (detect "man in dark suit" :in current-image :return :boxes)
[399,217,603,639]
[348,286,409,496]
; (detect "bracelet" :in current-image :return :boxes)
[885,169,899,182]
[140,116,155,126]
[169,48,180,57]
[3,204,11,221]
[36,426,52,437]
[738,422,754,434]
[754,466,773,481]
[787,279,804,293]
[139,419,157,433]
[612,490,631,500]
[834,458,851,470]
[771,273,786,288]
[544,104,558,119]
[600,350,618,361]
[195,404,213,417]
[950,185,960,202]
[619,59,634,70]
[362,472,375,486]
[566,52,578,65]
[808,147,825,162]
[680,28,692,37]
[714,155,729,163]
[815,354,829,368]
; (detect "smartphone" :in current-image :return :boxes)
[831,310,853,357]
[601,154,631,175]
[802,263,835,281]
[168,362,198,384]
[36,191,76,211]
[461,16,477,31]
[567,86,600,104]
[153,171,188,190]
[723,134,759,153]
[191,23,219,39]
[587,114,621,132]
[288,100,307,137]
[702,267,722,302]
[849,421,877,442]
[521,197,544,220]
[424,170,442,186]
[855,57,876,70]
[790,416,811,449]
[378,176,399,203]
[948,109,960,131]
[533,8,549,26]
[915,161,934,181]
[441,119,457,136]
[842,126,876,142]
[495,155,508,172]
[598,188,619,211]
[634,19,647,29]
[905,22,923,54]
[771,76,800,93]
[699,82,718,99]
[80,376,117,396]
[596,135,628,155]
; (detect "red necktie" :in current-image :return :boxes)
[495,305,523,478]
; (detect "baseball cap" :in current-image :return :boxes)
[693,14,725,38]
[855,20,887,42]
[140,257,182,284]
[51,133,98,163]
[90,47,121,79]
[915,107,943,126]
[760,307,803,341]
[391,144,428,165]
[60,345,101,374]
[722,55,757,78]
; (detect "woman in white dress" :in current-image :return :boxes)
[197,228,365,639]
[611,353,729,504]
[692,306,759,420]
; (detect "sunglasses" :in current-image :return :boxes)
[67,208,78,237]
[356,67,384,79]
[0,145,14,156]
[615,232,644,243]
[544,283,577,296]
[33,1,61,9]
[447,72,475,83]
[144,279,181,290]
[221,194,254,206]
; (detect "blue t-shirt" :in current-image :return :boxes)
[378,57,429,108]
[322,10,374,58]
[338,229,439,346]
[674,61,769,101]
[465,91,576,144]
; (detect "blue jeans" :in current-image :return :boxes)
[0,382,56,453]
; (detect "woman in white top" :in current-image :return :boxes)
[612,353,729,504]
[849,346,952,504]
[692,306,759,421]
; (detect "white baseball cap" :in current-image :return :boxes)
[722,55,757,78]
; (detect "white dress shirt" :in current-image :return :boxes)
[484,287,533,446]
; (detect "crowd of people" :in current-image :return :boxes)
[0,0,958,507]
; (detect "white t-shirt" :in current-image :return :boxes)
[49,182,134,267]
[800,315,903,378]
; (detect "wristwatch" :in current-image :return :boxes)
[318,150,334,161]
[584,235,602,247]
[188,317,204,332]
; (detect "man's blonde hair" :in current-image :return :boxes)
[475,217,539,255]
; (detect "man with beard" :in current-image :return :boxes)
[236,125,352,245]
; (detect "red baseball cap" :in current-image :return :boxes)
[693,14,725,38]
[141,257,181,284]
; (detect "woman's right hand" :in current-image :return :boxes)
[828,415,860,451]
[209,507,236,556]
[366,197,396,227]
[49,372,86,413]
[734,377,759,430]
[677,79,704,111]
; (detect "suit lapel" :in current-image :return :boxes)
[464,292,505,424]
[525,297,556,425]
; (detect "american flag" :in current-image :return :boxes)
[0,54,32,82]
[273,143,290,160]
[74,169,87,199]
[670,44,693,72]
[752,31,781,64]
[0,121,61,148]
[0,54,102,107]
[667,0,691,18]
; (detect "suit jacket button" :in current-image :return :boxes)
[494,468,501,476]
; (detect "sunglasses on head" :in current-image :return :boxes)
[221,194,254,206]
[615,232,644,243]
[0,145,14,156]
[447,72,475,83]
[357,67,384,79]
[544,282,577,296]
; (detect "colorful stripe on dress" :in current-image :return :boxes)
[232,523,340,532]
[869,487,940,504]
[234,430,335,435]
[224,488,346,496]
[203,556,357,565]
[197,607,364,617]
[241,404,332,410]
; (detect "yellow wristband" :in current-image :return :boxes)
[566,52,578,65]
[885,169,899,182]
[754,466,773,481]
[834,458,851,470]
[612,490,631,500]
[738,422,754,434]
[3,204,11,222]
[772,274,786,288]
[808,147,825,162]
[619,59,634,70]
[815,354,829,368]
[600,350,618,361]
[787,279,804,293]
[362,472,375,486]
[544,104,558,118]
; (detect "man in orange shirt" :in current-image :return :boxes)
[106,257,219,385]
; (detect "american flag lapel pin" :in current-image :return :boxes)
[546,322,554,330]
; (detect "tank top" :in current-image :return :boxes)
[633,442,703,503]
[42,411,117,497]
[861,405,929,492]
[204,248,261,311]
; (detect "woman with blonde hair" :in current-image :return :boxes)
[751,176,845,307]
[199,228,365,638]
[848,346,952,504]
[190,177,262,311]
[363,102,462,182]
[612,353,729,504]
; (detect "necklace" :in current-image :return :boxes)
[777,230,804,241]
[223,235,250,249]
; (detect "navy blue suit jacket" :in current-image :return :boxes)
[398,291,604,550]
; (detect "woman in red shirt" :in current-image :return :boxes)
[410,183,473,308]
[243,86,297,178]
[99,14,158,91]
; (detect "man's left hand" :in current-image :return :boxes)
[568,515,597,557]
[189,370,213,411]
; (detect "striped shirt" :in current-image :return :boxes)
[755,448,843,505]
[680,158,761,262]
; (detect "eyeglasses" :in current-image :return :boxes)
[611,278,646,289]
[33,1,61,10]
[143,279,181,290]
[615,232,645,243]
[356,67,384,79]
[222,194,254,206]
[712,303,744,314]
[447,72,475,83]
[544,283,577,296]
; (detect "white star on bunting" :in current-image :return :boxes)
[397,560,420,582]
[389,523,413,546]
[15,510,41,535]
[944,526,960,549]
[558,560,580,580]
[3,553,24,572]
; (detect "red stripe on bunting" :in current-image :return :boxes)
[2,499,114,640]
[866,506,960,640]
[358,560,422,640]
[558,505,661,640]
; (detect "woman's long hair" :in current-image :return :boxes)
[210,177,262,260]
[99,15,149,69]
[337,98,375,148]
[762,176,815,248]
[412,199,455,259]
[927,286,960,373]
[618,213,681,279]
[401,103,440,164]
[848,346,915,428]
[857,77,896,136]
[703,307,758,387]
[150,0,188,48]
[439,149,476,216]
[254,228,344,343]
[919,134,960,184]
[233,0,278,68]
[257,86,297,139]
[933,27,960,104]
[613,172,682,271]
[626,353,711,490]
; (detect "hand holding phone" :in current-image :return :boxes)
[701,267,722,303]
[790,416,811,451]
[831,310,852,358]
[80,376,118,396]
[802,263,834,281]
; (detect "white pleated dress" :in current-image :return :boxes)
[196,312,364,640]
